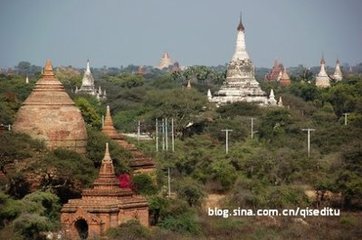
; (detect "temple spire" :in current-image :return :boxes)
[102,105,120,139]
[103,142,112,163]
[207,89,212,100]
[278,96,283,107]
[333,58,343,81]
[315,54,330,88]
[43,59,55,78]
[237,12,245,31]
[86,59,91,73]
[232,14,249,61]
[186,79,192,89]
[268,89,277,105]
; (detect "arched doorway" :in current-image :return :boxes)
[74,218,88,239]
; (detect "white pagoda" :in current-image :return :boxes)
[315,56,330,88]
[209,15,268,105]
[76,60,106,100]
[332,59,343,81]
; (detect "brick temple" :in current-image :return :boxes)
[13,60,87,153]
[61,143,149,239]
[102,105,155,173]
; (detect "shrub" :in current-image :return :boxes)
[132,174,157,195]
[106,220,151,240]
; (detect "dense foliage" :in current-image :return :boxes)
[0,64,361,239]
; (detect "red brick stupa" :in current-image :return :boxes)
[61,143,149,239]
[102,106,155,173]
[13,60,87,153]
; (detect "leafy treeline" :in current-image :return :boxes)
[0,63,361,239]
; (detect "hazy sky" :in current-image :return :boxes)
[0,0,361,68]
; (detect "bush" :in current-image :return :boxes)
[158,212,200,235]
[13,213,52,240]
[176,177,205,207]
[106,220,151,240]
[132,174,157,195]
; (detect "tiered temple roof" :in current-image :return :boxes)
[61,143,149,239]
[265,60,284,81]
[102,106,155,173]
[279,68,291,86]
[209,15,268,106]
[13,60,87,153]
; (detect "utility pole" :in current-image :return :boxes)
[167,167,171,197]
[302,128,315,158]
[250,117,257,139]
[162,119,165,151]
[343,113,350,126]
[101,115,104,128]
[171,118,175,152]
[156,119,159,152]
[221,129,233,154]
[137,120,141,143]
[165,118,169,151]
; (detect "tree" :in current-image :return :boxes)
[74,97,101,128]
[335,142,362,208]
[144,89,209,135]
[132,174,157,195]
[175,177,205,207]
[259,109,292,142]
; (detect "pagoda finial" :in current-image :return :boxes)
[237,11,245,31]
[186,79,192,89]
[103,142,112,163]
[106,105,111,118]
[86,59,91,73]
[43,59,55,77]
[320,53,325,65]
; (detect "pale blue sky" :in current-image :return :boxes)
[0,0,361,68]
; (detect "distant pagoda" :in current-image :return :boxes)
[332,58,343,81]
[279,68,291,86]
[315,56,331,88]
[76,60,106,100]
[265,60,284,81]
[210,14,268,105]
[157,52,173,69]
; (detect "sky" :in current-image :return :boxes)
[0,0,361,68]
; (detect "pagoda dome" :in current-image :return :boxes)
[13,60,87,153]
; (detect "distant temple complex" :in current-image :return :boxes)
[157,52,173,69]
[76,60,106,100]
[209,15,269,106]
[13,60,88,153]
[102,106,155,173]
[61,143,149,239]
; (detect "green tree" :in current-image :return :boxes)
[175,177,205,207]
[74,97,101,128]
